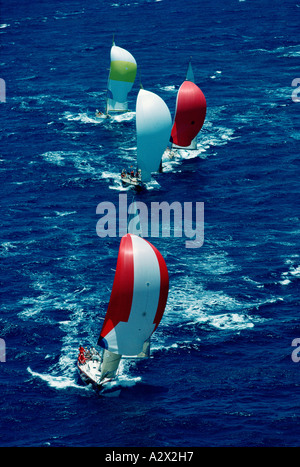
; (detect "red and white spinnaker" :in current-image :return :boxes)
[98,234,169,356]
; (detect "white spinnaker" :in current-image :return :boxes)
[102,235,161,356]
[110,45,135,64]
[136,89,172,182]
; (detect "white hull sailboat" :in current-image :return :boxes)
[121,88,172,188]
[121,172,143,188]
[121,167,142,188]
[96,40,137,118]
[77,347,117,389]
[77,233,169,394]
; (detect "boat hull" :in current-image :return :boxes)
[77,347,120,395]
[121,174,143,189]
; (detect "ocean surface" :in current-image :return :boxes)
[1,0,300,448]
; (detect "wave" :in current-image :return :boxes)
[40,150,99,175]
[162,146,205,173]
[210,70,222,80]
[63,111,104,124]
[111,111,135,123]
[291,131,300,141]
[279,257,300,285]
[252,45,300,57]
[160,85,176,92]
[101,170,159,191]
[27,370,141,397]
[0,242,18,257]
[110,2,139,8]
[63,110,136,125]
[53,9,85,20]
[54,210,77,217]
[41,151,66,166]
[197,312,255,331]
[27,367,86,390]
[101,171,132,191]
[27,354,142,395]
[162,124,236,172]
[273,45,300,57]
[163,275,260,340]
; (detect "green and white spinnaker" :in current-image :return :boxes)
[106,43,137,114]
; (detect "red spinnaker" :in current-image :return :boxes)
[170,80,206,148]
[98,234,134,342]
[97,234,169,355]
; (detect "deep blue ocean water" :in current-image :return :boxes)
[1,0,300,448]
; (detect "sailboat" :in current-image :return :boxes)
[96,40,137,118]
[121,88,172,187]
[77,233,169,393]
[169,60,206,150]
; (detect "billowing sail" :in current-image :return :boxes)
[100,350,121,381]
[106,44,137,114]
[136,89,172,182]
[137,337,151,358]
[98,234,169,356]
[170,80,206,149]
